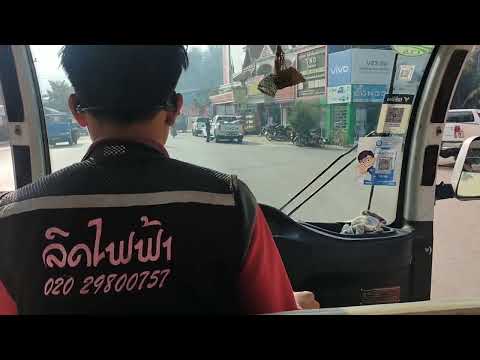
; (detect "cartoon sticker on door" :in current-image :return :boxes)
[357,136,403,186]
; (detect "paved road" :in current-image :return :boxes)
[1,134,479,301]
[10,134,396,223]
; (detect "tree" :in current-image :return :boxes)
[43,80,73,113]
[177,46,223,112]
[288,102,318,134]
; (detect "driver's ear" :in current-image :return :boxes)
[68,94,88,127]
[175,93,183,115]
[166,93,183,126]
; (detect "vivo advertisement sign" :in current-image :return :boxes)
[352,84,388,103]
[328,49,352,87]
[351,49,395,85]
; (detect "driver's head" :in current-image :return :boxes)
[60,45,189,143]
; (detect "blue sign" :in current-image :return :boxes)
[328,49,352,87]
[352,84,388,103]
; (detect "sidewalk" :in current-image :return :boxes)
[0,140,10,150]
[245,135,350,151]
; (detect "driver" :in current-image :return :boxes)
[0,45,319,315]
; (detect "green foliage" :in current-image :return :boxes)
[43,80,73,113]
[288,102,319,133]
[176,46,223,112]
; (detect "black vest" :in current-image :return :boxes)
[0,140,256,314]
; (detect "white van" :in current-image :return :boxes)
[190,116,211,137]
[441,109,480,159]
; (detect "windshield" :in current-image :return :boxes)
[446,111,475,123]
[30,45,434,224]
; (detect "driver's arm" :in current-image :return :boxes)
[238,206,299,314]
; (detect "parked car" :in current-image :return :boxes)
[211,115,244,143]
[191,116,210,137]
[72,121,89,137]
[176,115,188,132]
[440,109,480,159]
[44,106,79,146]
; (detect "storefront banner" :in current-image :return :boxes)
[297,47,326,97]
[376,94,414,134]
[327,85,352,104]
[233,87,247,103]
[328,49,352,87]
[392,45,434,57]
[209,91,234,105]
[246,76,263,97]
[352,84,388,103]
[393,54,430,95]
[351,49,395,85]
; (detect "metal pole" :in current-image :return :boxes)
[367,184,375,211]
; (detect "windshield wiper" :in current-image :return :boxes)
[280,141,359,211]
[283,131,396,217]
[282,53,401,218]
[287,158,357,217]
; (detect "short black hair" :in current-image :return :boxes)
[358,150,374,162]
[60,45,189,125]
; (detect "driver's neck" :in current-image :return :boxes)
[88,115,170,146]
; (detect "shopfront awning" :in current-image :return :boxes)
[209,91,234,105]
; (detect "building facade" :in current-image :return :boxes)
[326,45,431,145]
[212,44,430,145]
[212,45,327,134]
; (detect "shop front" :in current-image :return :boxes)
[351,84,387,139]
[294,46,330,138]
[274,86,295,127]
[209,91,235,116]
[327,85,354,145]
[209,85,248,117]
[327,48,395,145]
[245,75,268,132]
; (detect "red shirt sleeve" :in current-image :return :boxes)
[0,280,17,315]
[238,206,298,314]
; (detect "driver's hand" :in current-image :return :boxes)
[294,291,320,310]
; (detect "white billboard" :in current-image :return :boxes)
[351,49,395,86]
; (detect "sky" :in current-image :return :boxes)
[29,45,237,93]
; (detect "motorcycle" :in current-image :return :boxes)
[260,124,276,137]
[265,124,292,142]
[291,128,326,147]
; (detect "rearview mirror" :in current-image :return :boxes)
[451,136,480,200]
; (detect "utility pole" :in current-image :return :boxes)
[228,45,232,85]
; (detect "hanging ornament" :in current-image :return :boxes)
[258,46,306,97]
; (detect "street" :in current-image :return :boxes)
[41,134,399,223]
[1,133,480,301]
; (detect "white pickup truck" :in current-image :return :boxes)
[440,109,480,160]
[212,115,244,143]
